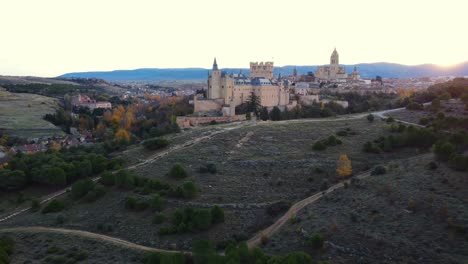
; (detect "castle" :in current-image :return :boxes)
[195,59,291,116]
[315,48,359,81]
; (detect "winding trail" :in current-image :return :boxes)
[0,107,424,254]
[246,153,431,248]
[0,226,191,255]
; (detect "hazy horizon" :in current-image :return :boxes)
[1,0,467,77]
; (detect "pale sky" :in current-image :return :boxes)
[1,0,467,77]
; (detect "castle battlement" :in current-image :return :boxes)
[250,61,274,79]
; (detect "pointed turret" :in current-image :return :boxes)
[213,57,218,70]
[293,67,297,77]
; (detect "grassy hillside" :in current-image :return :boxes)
[0,90,63,139]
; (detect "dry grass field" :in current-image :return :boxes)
[0,90,63,138]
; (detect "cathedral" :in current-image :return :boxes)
[195,59,290,116]
[315,48,349,81]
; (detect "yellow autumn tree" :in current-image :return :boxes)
[115,129,130,143]
[49,142,62,152]
[95,121,107,138]
[336,154,352,179]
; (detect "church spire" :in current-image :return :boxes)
[213,57,218,71]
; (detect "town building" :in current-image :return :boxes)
[71,94,112,110]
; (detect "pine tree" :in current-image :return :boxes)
[246,92,261,117]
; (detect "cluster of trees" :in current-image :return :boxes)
[44,96,191,150]
[312,135,342,151]
[408,78,468,107]
[0,148,123,191]
[100,170,198,199]
[71,178,106,203]
[434,132,468,171]
[363,125,438,153]
[0,236,15,264]
[144,241,318,264]
[159,206,224,235]
[124,194,165,212]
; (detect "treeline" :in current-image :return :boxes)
[4,83,101,97]
[409,77,468,105]
[0,145,124,191]
[144,241,321,264]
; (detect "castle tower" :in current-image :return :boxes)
[250,62,274,79]
[208,58,222,99]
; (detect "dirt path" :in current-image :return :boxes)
[0,124,246,223]
[0,226,191,255]
[246,153,431,248]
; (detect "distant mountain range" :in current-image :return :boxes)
[59,62,468,82]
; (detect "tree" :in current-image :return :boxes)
[367,114,374,122]
[259,107,269,121]
[246,92,261,117]
[0,170,27,191]
[115,129,130,144]
[211,205,225,224]
[270,106,282,121]
[336,154,352,178]
[169,164,188,178]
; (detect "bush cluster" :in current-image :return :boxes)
[143,137,170,151]
[42,199,66,214]
[159,206,224,235]
[312,135,342,151]
[363,126,438,153]
[168,164,188,178]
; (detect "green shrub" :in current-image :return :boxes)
[0,235,15,256]
[143,138,170,151]
[386,117,395,123]
[31,199,41,212]
[371,165,387,176]
[309,233,324,249]
[434,141,456,161]
[82,185,106,203]
[419,118,430,125]
[71,178,95,199]
[125,196,149,211]
[406,102,423,110]
[100,171,115,186]
[42,199,65,214]
[312,141,327,151]
[150,194,164,211]
[181,181,197,198]
[325,135,342,146]
[152,213,166,224]
[367,114,375,122]
[363,141,381,153]
[211,205,225,224]
[114,170,135,189]
[168,164,188,178]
